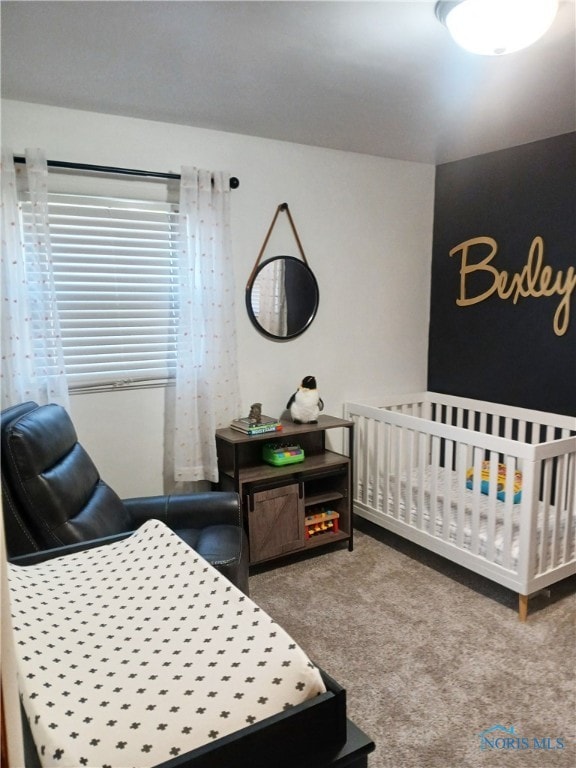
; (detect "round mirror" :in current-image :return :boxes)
[246,255,320,340]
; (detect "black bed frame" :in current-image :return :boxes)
[12,539,375,768]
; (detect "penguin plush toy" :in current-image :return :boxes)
[287,376,324,423]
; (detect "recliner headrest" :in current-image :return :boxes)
[3,403,78,479]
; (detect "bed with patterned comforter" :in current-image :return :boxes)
[8,519,327,768]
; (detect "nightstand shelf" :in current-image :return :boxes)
[216,415,354,566]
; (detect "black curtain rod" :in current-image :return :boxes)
[12,156,239,189]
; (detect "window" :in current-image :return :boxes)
[19,174,180,391]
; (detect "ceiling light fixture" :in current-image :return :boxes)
[435,0,559,56]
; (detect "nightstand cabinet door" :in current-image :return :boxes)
[248,483,305,564]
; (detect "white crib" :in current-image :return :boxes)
[344,393,576,620]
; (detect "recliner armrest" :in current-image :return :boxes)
[9,532,133,566]
[123,491,242,529]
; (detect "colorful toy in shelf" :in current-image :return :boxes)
[262,442,305,466]
[304,510,340,539]
[286,375,324,423]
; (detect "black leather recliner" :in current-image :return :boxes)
[1,401,249,594]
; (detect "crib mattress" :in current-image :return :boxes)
[8,520,326,768]
[358,467,574,571]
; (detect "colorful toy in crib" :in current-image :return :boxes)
[466,461,522,504]
[304,510,340,539]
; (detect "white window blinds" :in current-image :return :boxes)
[20,186,179,390]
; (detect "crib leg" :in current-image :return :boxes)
[518,594,529,622]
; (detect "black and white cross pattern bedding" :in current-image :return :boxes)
[8,519,326,768]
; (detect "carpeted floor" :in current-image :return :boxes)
[249,520,576,768]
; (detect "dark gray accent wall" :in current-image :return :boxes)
[428,133,575,416]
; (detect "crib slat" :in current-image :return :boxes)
[485,452,499,563]
[502,454,517,569]
[562,452,575,563]
[517,418,528,444]
[405,428,416,524]
[362,414,370,506]
[501,461,514,571]
[372,416,379,508]
[383,421,391,516]
[352,415,360,502]
[455,408,464,429]
[390,423,399,517]
[455,442,468,549]
[469,449,483,554]
[371,416,380,511]
[551,455,565,568]
[429,435,440,535]
[538,458,553,571]
[392,425,402,520]
[442,440,454,541]
[479,411,488,436]
[384,420,392,512]
[380,418,387,512]
[362,415,372,508]
[416,431,427,529]
[354,415,361,504]
[357,415,368,506]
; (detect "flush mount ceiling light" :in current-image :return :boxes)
[435,0,559,55]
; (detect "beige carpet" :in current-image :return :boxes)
[249,520,575,768]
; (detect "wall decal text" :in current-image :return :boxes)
[450,236,575,336]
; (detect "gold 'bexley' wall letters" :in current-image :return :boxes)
[450,236,575,337]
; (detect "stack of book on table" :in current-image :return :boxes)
[230,415,282,435]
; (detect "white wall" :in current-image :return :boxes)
[2,100,435,496]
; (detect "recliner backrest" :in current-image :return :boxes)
[1,401,131,556]
[2,401,43,555]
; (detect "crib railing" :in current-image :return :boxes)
[425,392,575,442]
[345,398,576,581]
[365,392,575,443]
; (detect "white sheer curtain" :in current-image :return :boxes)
[0,149,69,410]
[256,258,287,337]
[173,168,240,483]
